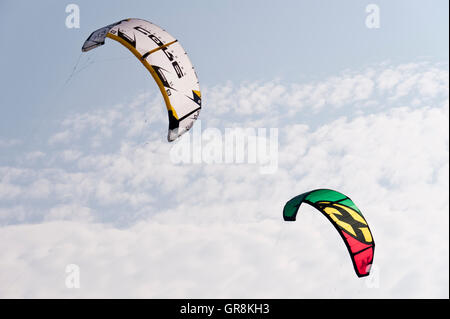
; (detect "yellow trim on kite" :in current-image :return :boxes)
[143,39,178,56]
[105,33,179,119]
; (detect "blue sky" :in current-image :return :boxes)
[0,1,448,298]
[0,0,448,140]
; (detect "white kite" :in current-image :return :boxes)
[82,18,201,142]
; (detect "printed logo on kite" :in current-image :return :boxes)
[316,201,373,244]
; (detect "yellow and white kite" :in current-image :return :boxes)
[82,18,201,142]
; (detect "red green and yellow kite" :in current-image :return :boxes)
[283,189,375,277]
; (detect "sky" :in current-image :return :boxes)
[0,1,448,298]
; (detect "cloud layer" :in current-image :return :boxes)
[0,61,448,298]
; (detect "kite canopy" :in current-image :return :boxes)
[283,189,375,277]
[82,18,201,142]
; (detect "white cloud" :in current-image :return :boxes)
[24,151,46,162]
[45,204,94,222]
[0,182,22,200]
[60,150,82,162]
[0,138,21,148]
